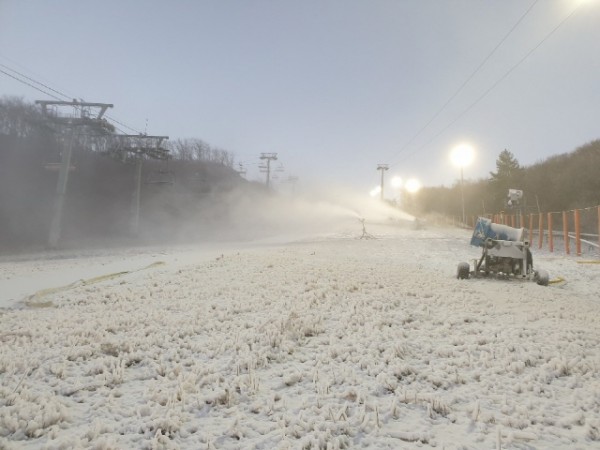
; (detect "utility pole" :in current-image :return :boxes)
[106,135,169,235]
[259,153,278,188]
[377,164,389,201]
[36,100,114,248]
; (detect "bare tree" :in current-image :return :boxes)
[0,96,44,138]
[189,138,207,161]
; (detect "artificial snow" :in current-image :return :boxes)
[1,222,599,449]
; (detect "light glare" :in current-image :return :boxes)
[450,143,475,168]
[390,176,402,189]
[369,186,381,197]
[405,178,421,193]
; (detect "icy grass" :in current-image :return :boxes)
[1,226,599,449]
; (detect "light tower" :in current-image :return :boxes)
[450,144,475,226]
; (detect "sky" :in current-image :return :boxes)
[1,0,599,194]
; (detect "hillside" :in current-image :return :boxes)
[415,139,600,219]
[0,126,256,252]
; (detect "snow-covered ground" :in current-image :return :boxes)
[1,219,599,449]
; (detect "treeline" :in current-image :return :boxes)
[0,97,256,251]
[167,138,235,167]
[414,141,600,219]
[0,97,237,167]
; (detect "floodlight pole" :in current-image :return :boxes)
[377,164,389,201]
[460,166,466,226]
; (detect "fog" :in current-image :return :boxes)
[0,116,418,254]
[135,183,417,245]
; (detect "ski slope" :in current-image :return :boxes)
[1,221,599,449]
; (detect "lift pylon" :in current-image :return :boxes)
[36,100,114,248]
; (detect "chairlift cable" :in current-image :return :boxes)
[0,68,63,101]
[0,63,72,101]
[0,62,143,136]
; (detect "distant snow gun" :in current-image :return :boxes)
[457,217,549,286]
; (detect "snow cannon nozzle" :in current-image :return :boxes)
[470,217,524,248]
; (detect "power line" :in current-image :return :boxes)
[104,114,142,135]
[390,1,583,169]
[0,68,63,101]
[0,61,142,135]
[0,53,77,96]
[0,63,74,101]
[387,0,539,164]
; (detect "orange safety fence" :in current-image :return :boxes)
[489,206,600,257]
[442,205,600,257]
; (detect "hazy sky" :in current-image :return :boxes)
[1,0,598,193]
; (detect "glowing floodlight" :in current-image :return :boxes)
[390,176,403,189]
[450,143,475,168]
[405,178,421,193]
[369,185,382,197]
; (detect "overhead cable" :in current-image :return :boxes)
[0,62,142,135]
[387,0,539,164]
[390,1,583,168]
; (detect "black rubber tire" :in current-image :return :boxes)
[457,262,470,279]
[536,269,549,286]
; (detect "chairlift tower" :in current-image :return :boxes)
[236,163,247,178]
[284,175,299,195]
[377,164,389,201]
[36,100,114,248]
[107,135,170,235]
[271,163,285,183]
[259,153,278,188]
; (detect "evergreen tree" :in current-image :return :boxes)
[489,149,522,210]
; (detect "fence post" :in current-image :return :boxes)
[563,211,570,255]
[574,209,581,256]
[547,212,553,252]
[528,214,534,244]
[538,213,544,249]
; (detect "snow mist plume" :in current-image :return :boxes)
[138,183,417,244]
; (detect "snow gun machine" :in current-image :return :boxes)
[457,217,549,286]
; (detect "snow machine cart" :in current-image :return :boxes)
[457,217,549,286]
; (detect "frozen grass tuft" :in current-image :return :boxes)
[1,226,599,448]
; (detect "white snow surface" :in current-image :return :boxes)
[1,222,600,449]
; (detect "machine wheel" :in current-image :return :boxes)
[535,269,549,286]
[457,262,470,279]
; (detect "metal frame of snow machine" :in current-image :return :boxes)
[457,217,549,286]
